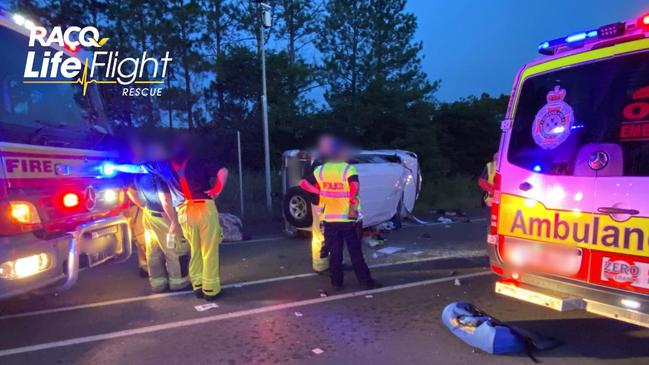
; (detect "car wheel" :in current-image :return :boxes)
[283,187,313,228]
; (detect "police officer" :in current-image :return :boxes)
[155,135,228,301]
[478,153,498,207]
[311,143,378,290]
[300,134,335,273]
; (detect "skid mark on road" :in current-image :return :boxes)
[0,271,491,357]
[0,252,486,320]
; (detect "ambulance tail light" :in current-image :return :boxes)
[488,172,502,239]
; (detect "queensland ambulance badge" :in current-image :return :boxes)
[532,85,574,150]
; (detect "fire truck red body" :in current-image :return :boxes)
[0,10,131,299]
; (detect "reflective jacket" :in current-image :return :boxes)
[483,161,496,206]
[314,162,359,222]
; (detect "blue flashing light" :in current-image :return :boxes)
[533,165,542,173]
[587,30,598,38]
[538,41,550,50]
[566,32,587,43]
[100,161,117,177]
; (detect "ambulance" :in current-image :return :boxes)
[489,12,649,327]
[0,10,132,299]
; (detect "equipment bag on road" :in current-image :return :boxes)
[442,302,560,360]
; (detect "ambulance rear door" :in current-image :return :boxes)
[587,49,649,296]
[501,61,598,283]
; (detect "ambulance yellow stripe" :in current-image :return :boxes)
[498,194,649,258]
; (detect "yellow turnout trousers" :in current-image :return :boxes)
[176,200,223,296]
[311,204,329,272]
[126,206,148,272]
[142,208,190,292]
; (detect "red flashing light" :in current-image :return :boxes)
[64,43,79,53]
[511,272,520,280]
[639,14,649,28]
[62,193,80,208]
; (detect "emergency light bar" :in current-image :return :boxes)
[538,12,649,55]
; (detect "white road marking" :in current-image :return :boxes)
[402,217,487,228]
[0,252,485,321]
[0,271,491,357]
[224,236,285,245]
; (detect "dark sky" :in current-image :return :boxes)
[406,0,649,101]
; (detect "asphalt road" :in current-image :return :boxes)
[0,218,647,365]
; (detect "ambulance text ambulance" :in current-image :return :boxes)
[489,12,649,327]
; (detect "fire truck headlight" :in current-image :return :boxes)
[9,201,41,224]
[0,253,50,280]
[102,189,118,204]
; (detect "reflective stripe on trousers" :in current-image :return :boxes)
[142,208,190,292]
[310,204,329,272]
[176,200,223,296]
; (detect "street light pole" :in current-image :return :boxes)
[258,1,272,213]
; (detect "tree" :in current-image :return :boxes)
[276,0,322,108]
[433,93,509,176]
[167,0,206,129]
[317,0,439,164]
[201,0,233,125]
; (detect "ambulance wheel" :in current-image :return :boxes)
[283,187,312,228]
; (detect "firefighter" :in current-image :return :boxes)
[156,135,229,301]
[478,153,498,207]
[125,137,149,278]
[300,134,335,273]
[311,142,378,290]
[127,175,190,292]
[127,140,191,292]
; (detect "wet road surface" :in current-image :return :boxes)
[0,219,647,364]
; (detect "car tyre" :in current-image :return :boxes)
[283,187,313,228]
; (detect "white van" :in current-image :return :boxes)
[489,13,649,327]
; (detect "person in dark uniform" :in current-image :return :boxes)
[300,134,335,272]
[304,140,378,290]
[126,140,190,292]
[153,135,229,301]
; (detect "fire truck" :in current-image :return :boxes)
[489,12,649,327]
[0,10,132,299]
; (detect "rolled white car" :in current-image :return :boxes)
[281,149,422,235]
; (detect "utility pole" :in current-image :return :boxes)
[257,1,272,213]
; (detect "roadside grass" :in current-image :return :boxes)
[415,175,483,213]
[216,169,283,224]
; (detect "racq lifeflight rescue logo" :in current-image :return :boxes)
[23,25,172,96]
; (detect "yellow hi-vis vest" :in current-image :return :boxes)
[314,162,359,222]
[483,161,496,205]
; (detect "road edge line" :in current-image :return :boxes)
[0,271,491,357]
[0,252,486,321]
